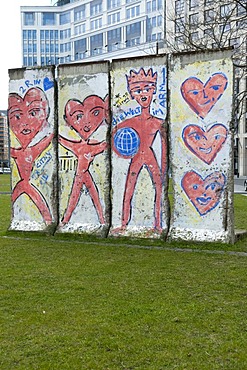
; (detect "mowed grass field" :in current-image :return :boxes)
[0,173,247,369]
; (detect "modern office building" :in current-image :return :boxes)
[20,0,165,67]
[20,0,246,175]
[0,111,9,168]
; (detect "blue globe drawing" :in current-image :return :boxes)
[114,127,140,157]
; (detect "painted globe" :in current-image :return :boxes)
[114,127,140,157]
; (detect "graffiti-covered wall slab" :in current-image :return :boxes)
[8,67,57,231]
[57,62,110,236]
[110,56,169,238]
[168,51,234,243]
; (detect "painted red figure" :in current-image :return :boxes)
[59,95,109,225]
[113,68,167,232]
[8,87,54,224]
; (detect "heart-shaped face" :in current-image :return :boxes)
[181,73,228,119]
[64,95,108,140]
[182,124,228,164]
[8,87,49,148]
[181,171,226,216]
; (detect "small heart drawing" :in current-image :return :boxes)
[181,171,226,216]
[84,153,91,160]
[181,73,228,119]
[25,155,33,163]
[182,124,228,164]
[43,77,54,91]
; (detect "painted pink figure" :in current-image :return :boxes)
[113,68,167,232]
[8,87,54,224]
[59,95,109,225]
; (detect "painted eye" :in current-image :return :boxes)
[134,90,141,94]
[30,111,36,117]
[190,90,199,95]
[211,85,220,91]
[194,134,201,140]
[93,110,99,116]
[210,184,216,190]
[193,184,198,190]
[15,114,21,120]
[215,134,220,140]
[77,113,83,120]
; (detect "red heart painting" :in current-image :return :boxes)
[181,171,226,216]
[181,73,228,119]
[64,95,109,141]
[182,124,228,164]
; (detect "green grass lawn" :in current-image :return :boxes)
[0,174,247,369]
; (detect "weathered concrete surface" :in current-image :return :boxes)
[168,50,235,244]
[109,55,169,238]
[56,62,111,236]
[8,67,58,232]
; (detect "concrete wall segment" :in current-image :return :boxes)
[56,62,111,236]
[109,55,170,238]
[8,66,58,232]
[168,50,234,243]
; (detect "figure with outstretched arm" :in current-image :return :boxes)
[112,68,167,232]
[59,95,109,225]
[8,87,54,224]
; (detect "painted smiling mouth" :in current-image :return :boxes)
[83,126,91,132]
[198,100,211,106]
[141,97,147,101]
[199,147,212,154]
[21,129,31,135]
[196,197,211,205]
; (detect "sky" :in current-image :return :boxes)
[0,0,52,109]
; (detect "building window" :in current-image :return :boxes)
[107,0,121,9]
[220,4,232,18]
[175,17,185,33]
[74,5,86,21]
[237,18,247,28]
[74,38,87,58]
[90,0,102,16]
[175,0,185,15]
[42,12,56,26]
[60,29,71,39]
[60,12,70,25]
[90,18,102,30]
[204,28,213,37]
[175,35,184,44]
[126,5,140,19]
[147,32,162,42]
[219,23,231,33]
[24,12,35,26]
[147,0,161,13]
[204,9,215,23]
[229,38,240,48]
[189,0,199,10]
[108,12,120,25]
[191,31,199,41]
[75,24,86,35]
[237,2,246,16]
[23,30,37,40]
[60,42,71,53]
[107,27,121,51]
[40,30,58,40]
[126,21,141,46]
[90,33,103,55]
[189,13,199,28]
